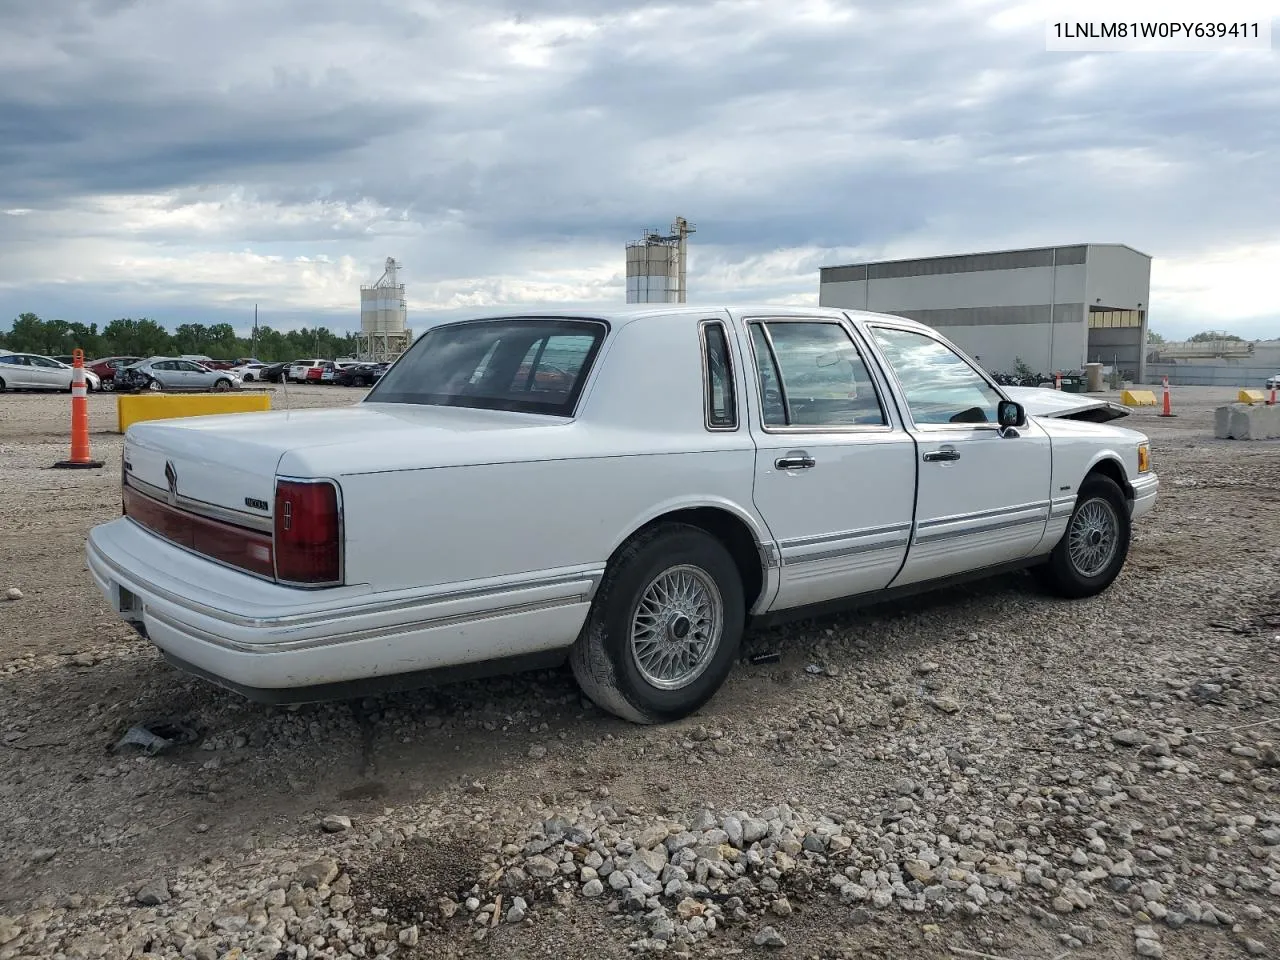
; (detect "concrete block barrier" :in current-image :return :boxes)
[1214,402,1280,440]
[1121,390,1158,407]
[117,393,272,433]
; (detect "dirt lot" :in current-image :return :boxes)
[0,384,1277,960]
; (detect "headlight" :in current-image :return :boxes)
[1137,443,1151,473]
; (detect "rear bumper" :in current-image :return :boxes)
[86,517,597,696]
[1130,472,1159,520]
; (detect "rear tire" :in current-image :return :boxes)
[570,522,744,724]
[1032,474,1131,599]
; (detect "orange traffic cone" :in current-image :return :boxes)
[1054,371,1062,390]
[1269,385,1277,406]
[1158,375,1177,418]
[53,349,104,469]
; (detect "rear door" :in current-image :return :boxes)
[743,314,918,611]
[861,322,1053,587]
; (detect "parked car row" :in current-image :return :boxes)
[0,350,391,393]
[279,359,389,386]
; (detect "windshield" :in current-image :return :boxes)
[367,317,607,416]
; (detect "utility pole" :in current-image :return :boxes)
[252,304,258,358]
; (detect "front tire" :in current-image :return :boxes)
[213,378,232,392]
[147,378,163,392]
[1033,474,1131,599]
[570,522,744,724]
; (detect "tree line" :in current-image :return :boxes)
[0,313,362,363]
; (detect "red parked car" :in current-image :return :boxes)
[87,356,144,390]
[305,361,336,382]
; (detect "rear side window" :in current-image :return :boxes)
[367,318,607,416]
[701,321,737,429]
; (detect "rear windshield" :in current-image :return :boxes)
[365,317,608,416]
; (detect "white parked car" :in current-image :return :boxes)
[86,306,1159,723]
[230,362,268,382]
[1265,373,1280,391]
[0,351,102,392]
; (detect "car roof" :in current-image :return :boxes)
[418,304,928,330]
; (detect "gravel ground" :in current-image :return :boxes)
[0,385,1276,960]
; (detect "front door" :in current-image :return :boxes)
[744,316,918,612]
[863,323,1053,587]
[27,355,65,389]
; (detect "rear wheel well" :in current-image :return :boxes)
[623,508,764,612]
[1085,457,1131,499]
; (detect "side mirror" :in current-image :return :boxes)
[997,400,1025,429]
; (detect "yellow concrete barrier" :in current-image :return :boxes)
[1238,389,1265,404]
[1120,390,1158,407]
[117,393,272,433]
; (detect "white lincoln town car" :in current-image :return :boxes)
[86,306,1159,723]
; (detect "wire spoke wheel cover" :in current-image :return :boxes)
[1068,497,1119,578]
[629,563,723,690]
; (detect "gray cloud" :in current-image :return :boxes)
[1,0,1278,339]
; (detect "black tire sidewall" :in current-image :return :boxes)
[1052,476,1131,595]
[594,526,745,721]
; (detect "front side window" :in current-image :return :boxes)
[367,318,607,416]
[702,321,737,429]
[750,321,886,428]
[870,326,1003,425]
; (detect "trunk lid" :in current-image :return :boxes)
[122,404,573,520]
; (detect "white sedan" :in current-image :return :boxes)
[0,351,102,392]
[86,305,1159,723]
[230,362,269,382]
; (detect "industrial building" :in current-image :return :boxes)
[357,257,412,362]
[818,244,1152,382]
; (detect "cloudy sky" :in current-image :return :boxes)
[1,0,1277,341]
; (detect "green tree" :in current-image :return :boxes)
[100,317,175,357]
[1188,330,1243,342]
[1146,330,1165,345]
[6,311,361,362]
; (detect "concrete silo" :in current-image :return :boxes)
[625,217,694,303]
[358,257,413,362]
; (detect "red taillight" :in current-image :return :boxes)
[273,480,341,585]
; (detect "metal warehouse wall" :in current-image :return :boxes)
[819,244,1151,378]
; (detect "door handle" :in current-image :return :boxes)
[923,448,960,463]
[775,455,816,470]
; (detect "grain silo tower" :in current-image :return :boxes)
[626,217,695,303]
[358,257,412,362]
